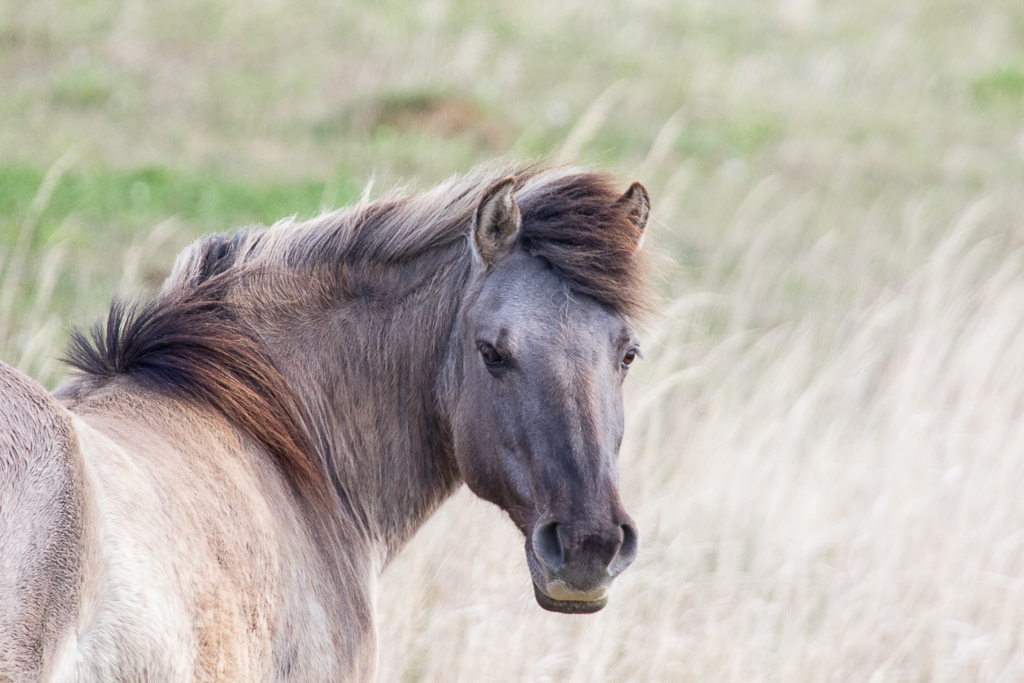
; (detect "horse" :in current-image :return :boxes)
[0,164,652,682]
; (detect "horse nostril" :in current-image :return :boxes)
[532,521,565,571]
[609,522,639,577]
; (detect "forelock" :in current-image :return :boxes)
[515,170,651,318]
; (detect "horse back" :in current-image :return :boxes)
[1,363,376,682]
[0,361,83,682]
[61,377,376,682]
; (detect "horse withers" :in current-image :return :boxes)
[0,165,652,682]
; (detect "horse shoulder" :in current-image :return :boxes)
[54,380,372,682]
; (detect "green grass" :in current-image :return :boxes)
[0,163,362,385]
[0,164,360,240]
[972,64,1024,107]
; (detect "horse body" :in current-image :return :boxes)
[0,165,651,682]
[2,369,377,682]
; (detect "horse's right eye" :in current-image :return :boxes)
[478,342,504,366]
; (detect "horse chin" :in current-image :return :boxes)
[532,583,608,614]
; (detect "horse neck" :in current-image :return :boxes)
[251,251,467,564]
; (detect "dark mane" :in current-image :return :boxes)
[515,171,649,317]
[61,164,649,517]
[264,164,651,318]
[63,275,327,508]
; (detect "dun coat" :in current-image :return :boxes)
[0,164,652,682]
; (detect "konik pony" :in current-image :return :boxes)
[0,165,651,682]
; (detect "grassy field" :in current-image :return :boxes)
[5,0,1024,680]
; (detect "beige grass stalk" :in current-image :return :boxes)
[14,242,66,381]
[117,217,180,294]
[375,201,1024,682]
[0,145,84,344]
[556,81,624,165]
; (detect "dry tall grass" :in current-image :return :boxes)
[6,142,1023,683]
[374,195,1024,682]
[6,0,1024,680]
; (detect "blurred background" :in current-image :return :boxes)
[4,0,1024,680]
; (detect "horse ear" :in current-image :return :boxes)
[472,177,521,266]
[616,181,650,248]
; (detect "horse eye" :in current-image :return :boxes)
[479,343,504,366]
[621,348,638,368]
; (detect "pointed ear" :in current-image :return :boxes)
[616,181,650,248]
[472,177,521,266]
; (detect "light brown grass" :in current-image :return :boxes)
[375,195,1024,682]
[6,0,1024,679]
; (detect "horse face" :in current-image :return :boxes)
[453,251,640,613]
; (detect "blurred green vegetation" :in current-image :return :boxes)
[972,64,1024,107]
[0,162,362,383]
[0,164,359,243]
[3,0,1024,387]
[4,2,1024,675]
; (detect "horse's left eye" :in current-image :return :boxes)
[621,348,638,368]
[478,342,504,366]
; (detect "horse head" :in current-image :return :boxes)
[450,176,649,614]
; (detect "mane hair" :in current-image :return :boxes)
[514,170,650,316]
[161,164,650,318]
[63,275,328,508]
[63,163,650,517]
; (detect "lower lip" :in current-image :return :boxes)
[533,583,610,614]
